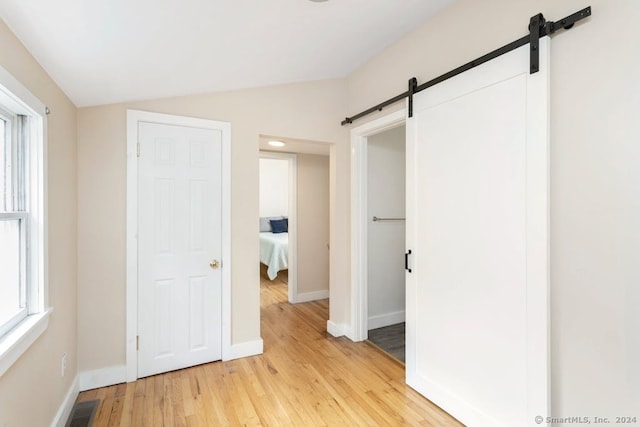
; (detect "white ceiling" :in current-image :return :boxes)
[0,0,453,107]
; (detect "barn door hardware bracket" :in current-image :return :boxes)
[529,7,593,74]
[341,6,592,126]
[529,13,545,74]
[408,77,418,118]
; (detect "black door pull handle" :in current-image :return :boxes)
[405,250,412,273]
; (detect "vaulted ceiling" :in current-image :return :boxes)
[0,0,453,106]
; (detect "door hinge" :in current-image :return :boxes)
[136,143,140,157]
[136,336,139,350]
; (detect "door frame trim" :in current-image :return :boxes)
[349,109,406,342]
[125,109,232,381]
[258,151,298,303]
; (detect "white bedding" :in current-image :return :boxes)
[259,232,288,280]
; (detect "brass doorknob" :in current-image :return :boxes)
[210,259,220,269]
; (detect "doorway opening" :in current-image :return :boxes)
[258,151,298,303]
[258,135,332,320]
[364,125,407,362]
[350,110,407,365]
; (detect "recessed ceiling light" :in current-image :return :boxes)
[268,140,286,147]
[308,0,328,2]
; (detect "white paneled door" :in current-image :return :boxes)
[137,122,222,378]
[406,40,550,426]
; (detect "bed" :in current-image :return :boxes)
[259,231,288,280]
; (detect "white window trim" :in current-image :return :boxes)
[0,64,49,377]
[0,309,52,376]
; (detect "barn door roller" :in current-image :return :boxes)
[343,6,592,124]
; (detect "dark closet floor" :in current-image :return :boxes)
[368,322,406,363]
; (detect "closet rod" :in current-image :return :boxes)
[341,6,591,126]
[372,216,405,222]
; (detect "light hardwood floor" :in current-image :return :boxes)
[76,275,462,426]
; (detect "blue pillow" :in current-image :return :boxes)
[260,216,282,232]
[270,218,288,234]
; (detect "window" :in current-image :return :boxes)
[0,109,28,337]
[0,65,48,377]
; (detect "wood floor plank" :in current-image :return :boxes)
[137,376,154,427]
[152,372,165,426]
[76,274,463,426]
[105,384,126,426]
[171,371,187,427]
[122,378,138,426]
[91,386,115,426]
[162,373,175,426]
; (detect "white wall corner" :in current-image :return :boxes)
[79,365,127,392]
[367,310,406,331]
[51,374,79,427]
[224,339,264,361]
[294,290,329,304]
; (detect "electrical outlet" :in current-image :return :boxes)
[61,353,67,377]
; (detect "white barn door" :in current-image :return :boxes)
[406,39,550,426]
[137,121,223,378]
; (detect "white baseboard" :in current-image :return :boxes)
[79,365,127,391]
[224,339,264,361]
[294,290,329,303]
[327,320,349,338]
[81,342,262,388]
[51,375,79,427]
[368,310,405,330]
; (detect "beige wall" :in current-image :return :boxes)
[346,0,640,419]
[77,80,349,371]
[297,153,330,295]
[0,20,78,427]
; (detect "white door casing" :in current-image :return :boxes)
[126,110,231,381]
[349,109,406,342]
[406,38,549,427]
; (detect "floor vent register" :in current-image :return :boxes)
[66,399,99,427]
